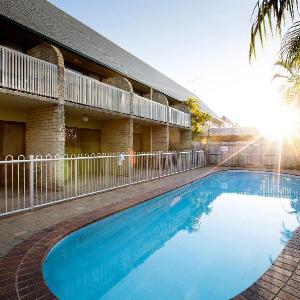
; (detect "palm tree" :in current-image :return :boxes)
[273,60,300,101]
[250,0,299,60]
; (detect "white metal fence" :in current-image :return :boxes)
[0,45,58,98]
[0,150,206,217]
[132,94,168,123]
[64,69,131,114]
[169,107,191,128]
[207,142,299,168]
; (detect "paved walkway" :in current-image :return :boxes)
[2,166,300,300]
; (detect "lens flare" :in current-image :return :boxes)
[259,106,300,140]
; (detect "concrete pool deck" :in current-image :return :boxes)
[1,166,300,299]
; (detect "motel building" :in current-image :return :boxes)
[0,0,220,159]
[0,0,220,216]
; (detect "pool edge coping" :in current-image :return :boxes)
[1,167,300,300]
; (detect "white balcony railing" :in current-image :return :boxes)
[0,45,191,128]
[64,69,131,114]
[0,45,58,98]
[169,107,191,128]
[132,94,168,123]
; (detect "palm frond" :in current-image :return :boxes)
[274,59,296,75]
[281,21,300,64]
[272,73,290,80]
[250,0,299,61]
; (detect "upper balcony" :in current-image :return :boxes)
[0,45,191,128]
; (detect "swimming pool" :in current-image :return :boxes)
[43,170,300,300]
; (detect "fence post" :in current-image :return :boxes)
[170,154,173,174]
[128,155,132,184]
[74,158,78,198]
[29,155,34,211]
[146,154,149,179]
[159,152,162,177]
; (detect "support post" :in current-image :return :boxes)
[74,158,78,198]
[159,152,162,177]
[29,155,34,211]
[128,155,132,184]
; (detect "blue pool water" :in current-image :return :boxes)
[43,171,300,300]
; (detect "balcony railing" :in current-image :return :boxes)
[0,45,191,128]
[64,69,131,114]
[132,94,168,122]
[169,107,191,128]
[0,45,58,98]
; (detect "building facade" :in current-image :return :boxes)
[0,0,217,159]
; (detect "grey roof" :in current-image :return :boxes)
[220,116,239,127]
[0,0,218,117]
[207,127,260,137]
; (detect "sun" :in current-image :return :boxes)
[258,105,300,140]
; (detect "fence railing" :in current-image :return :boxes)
[0,45,58,98]
[0,150,206,217]
[132,94,168,123]
[64,69,131,114]
[207,143,297,168]
[169,107,191,128]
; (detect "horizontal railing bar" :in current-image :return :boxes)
[1,152,202,164]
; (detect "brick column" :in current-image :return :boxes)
[180,129,192,149]
[170,103,190,113]
[169,128,192,150]
[169,128,181,150]
[26,105,65,189]
[26,105,65,156]
[26,43,66,154]
[26,43,66,189]
[152,125,169,151]
[103,76,133,93]
[143,91,169,106]
[101,119,133,153]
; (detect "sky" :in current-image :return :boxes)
[49,0,284,127]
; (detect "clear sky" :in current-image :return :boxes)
[49,0,284,127]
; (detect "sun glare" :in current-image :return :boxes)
[259,105,300,140]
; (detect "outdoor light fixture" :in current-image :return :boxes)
[82,115,89,122]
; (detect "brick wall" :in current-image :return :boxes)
[152,125,169,151]
[103,76,133,93]
[169,127,181,150]
[101,119,133,152]
[169,128,192,150]
[143,91,168,106]
[26,105,65,156]
[133,125,152,151]
[180,129,192,149]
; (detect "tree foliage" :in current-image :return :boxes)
[185,97,212,140]
[273,59,300,100]
[250,0,299,60]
